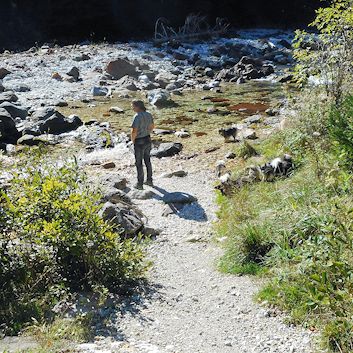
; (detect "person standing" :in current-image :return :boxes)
[131,100,155,190]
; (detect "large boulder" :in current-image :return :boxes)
[37,113,83,134]
[0,68,11,80]
[0,91,18,104]
[99,173,128,190]
[216,56,274,82]
[0,102,28,120]
[0,108,20,143]
[105,58,138,80]
[66,66,80,81]
[75,125,114,148]
[99,202,144,236]
[31,107,56,121]
[115,75,138,91]
[162,192,197,204]
[154,71,177,88]
[148,89,174,108]
[92,86,111,97]
[151,142,183,158]
[17,134,53,146]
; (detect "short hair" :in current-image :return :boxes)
[132,100,146,111]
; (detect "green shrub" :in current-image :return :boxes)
[328,95,353,167]
[0,161,147,334]
[219,222,273,275]
[293,0,353,102]
[259,200,353,352]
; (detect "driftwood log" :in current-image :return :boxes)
[154,14,229,44]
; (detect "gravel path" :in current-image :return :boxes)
[77,152,317,353]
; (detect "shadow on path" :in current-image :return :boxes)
[151,185,208,222]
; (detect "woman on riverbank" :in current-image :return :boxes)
[131,100,155,190]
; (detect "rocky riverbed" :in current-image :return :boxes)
[0,29,318,353]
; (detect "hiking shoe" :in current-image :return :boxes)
[134,183,144,190]
[144,180,154,187]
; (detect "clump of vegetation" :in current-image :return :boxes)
[328,95,353,167]
[217,1,353,351]
[0,159,147,335]
[235,141,258,159]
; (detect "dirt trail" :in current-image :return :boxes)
[77,153,316,353]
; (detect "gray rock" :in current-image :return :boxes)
[0,91,18,104]
[99,202,144,236]
[0,108,20,143]
[161,170,188,178]
[100,174,128,190]
[240,128,257,140]
[0,80,4,93]
[55,100,68,107]
[37,112,83,134]
[73,53,90,62]
[154,71,177,88]
[92,86,111,97]
[225,152,236,159]
[173,51,189,61]
[115,75,138,91]
[148,89,174,108]
[128,189,155,200]
[265,108,279,117]
[165,83,178,91]
[105,58,138,80]
[76,125,114,148]
[204,67,214,77]
[0,68,11,79]
[109,106,125,114]
[31,107,56,121]
[0,102,28,120]
[17,134,53,146]
[67,66,80,81]
[162,192,197,204]
[244,115,262,124]
[151,142,183,158]
[9,84,31,92]
[264,116,281,126]
[102,188,131,204]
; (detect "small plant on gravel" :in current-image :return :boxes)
[235,141,258,159]
[0,158,147,335]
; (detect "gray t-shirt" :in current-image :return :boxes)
[131,111,154,139]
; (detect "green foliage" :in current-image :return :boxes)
[0,161,146,334]
[258,200,353,352]
[328,95,353,167]
[235,141,258,159]
[25,316,94,353]
[219,222,273,275]
[216,89,353,351]
[293,0,353,102]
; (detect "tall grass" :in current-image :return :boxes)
[216,93,353,352]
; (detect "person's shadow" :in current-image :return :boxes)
[151,185,208,222]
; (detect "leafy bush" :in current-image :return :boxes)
[0,161,146,334]
[293,0,353,103]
